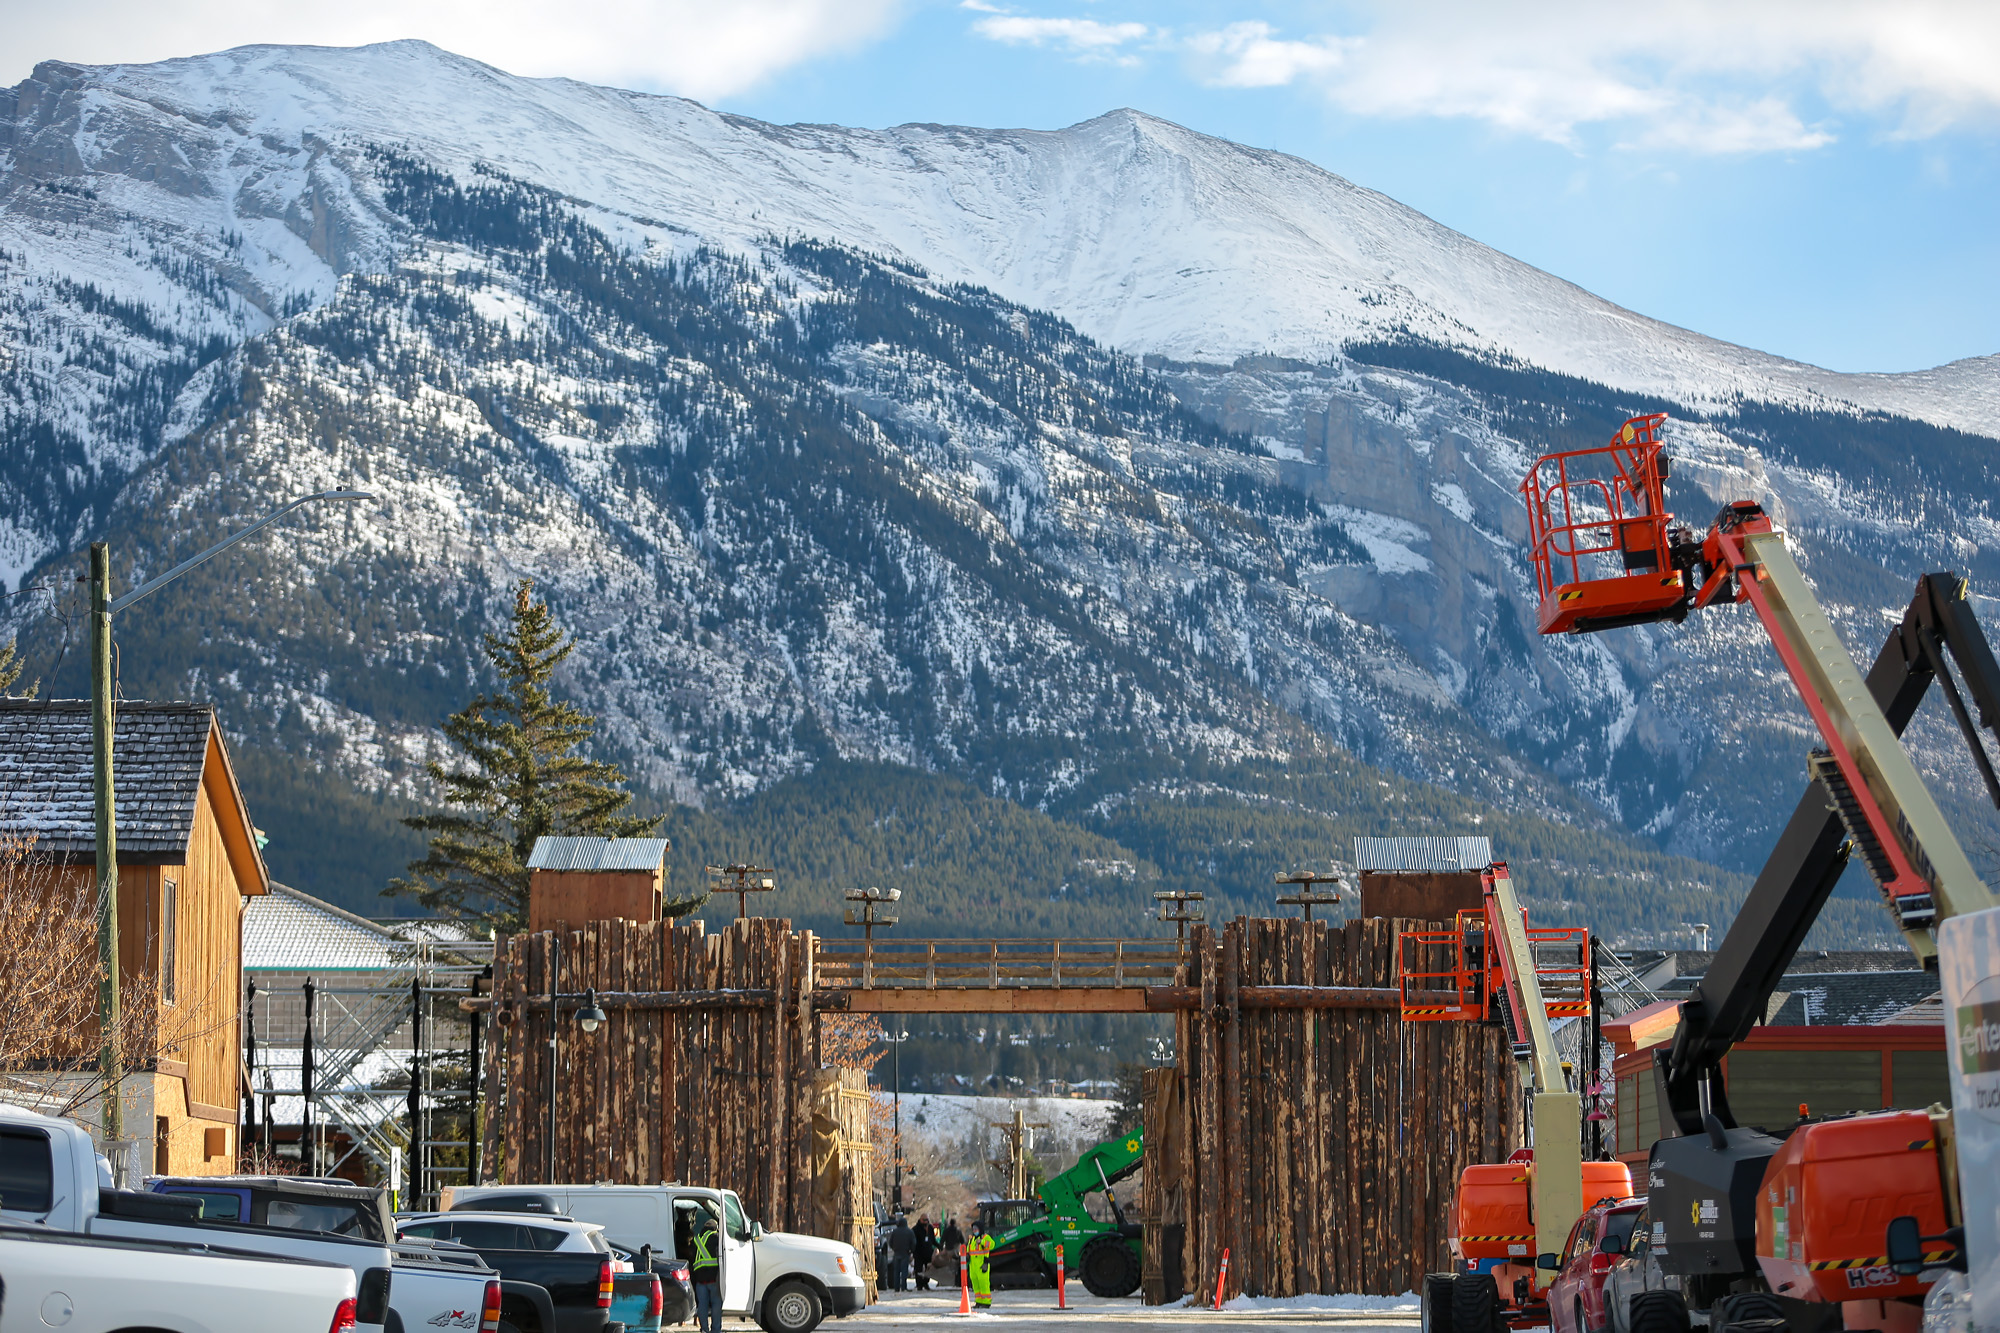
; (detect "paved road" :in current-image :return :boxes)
[842,1288,1425,1330]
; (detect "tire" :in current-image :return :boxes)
[1453,1272,1504,1333]
[1079,1235,1142,1298]
[1422,1273,1458,1333]
[1628,1291,1692,1333]
[1714,1292,1790,1333]
[1576,1300,1588,1333]
[760,1279,824,1333]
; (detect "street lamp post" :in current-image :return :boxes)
[89,489,372,1148]
[889,1028,909,1213]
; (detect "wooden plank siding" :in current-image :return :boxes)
[28,725,260,1175]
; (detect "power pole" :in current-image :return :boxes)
[1275,868,1350,921]
[78,491,373,1153]
[1154,890,1203,944]
[989,1107,1050,1201]
[90,542,122,1146]
[843,887,900,988]
[708,864,777,919]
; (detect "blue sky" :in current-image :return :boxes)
[7,0,1997,373]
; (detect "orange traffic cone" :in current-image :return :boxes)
[1212,1248,1231,1311]
[1056,1244,1068,1310]
[958,1245,971,1315]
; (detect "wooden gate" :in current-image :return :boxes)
[479,918,855,1244]
[1143,917,1521,1301]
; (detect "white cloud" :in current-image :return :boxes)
[1174,1,2000,154]
[972,14,1148,56]
[1185,22,1351,89]
[0,0,904,100]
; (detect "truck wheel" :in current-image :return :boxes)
[1452,1272,1503,1333]
[1627,1291,1691,1333]
[760,1279,824,1333]
[1713,1293,1789,1333]
[1422,1273,1457,1333]
[1079,1235,1141,1298]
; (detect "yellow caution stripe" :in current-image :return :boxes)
[1809,1251,1955,1271]
[1461,1235,1534,1243]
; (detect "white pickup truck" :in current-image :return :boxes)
[0,1223,361,1333]
[446,1185,866,1333]
[0,1104,499,1333]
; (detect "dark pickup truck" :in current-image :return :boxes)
[397,1215,659,1333]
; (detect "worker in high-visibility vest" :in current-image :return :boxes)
[968,1226,995,1309]
[689,1206,722,1333]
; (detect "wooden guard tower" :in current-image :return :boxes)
[1354,835,1489,923]
[526,836,671,933]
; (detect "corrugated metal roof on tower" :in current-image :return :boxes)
[1353,835,1493,872]
[526,836,670,872]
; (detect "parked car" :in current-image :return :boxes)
[1597,1202,1695,1333]
[447,1184,865,1333]
[0,1103,497,1333]
[1547,1197,1647,1333]
[0,1222,366,1333]
[395,1211,632,1333]
[610,1241,694,1329]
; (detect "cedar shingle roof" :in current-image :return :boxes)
[0,699,220,860]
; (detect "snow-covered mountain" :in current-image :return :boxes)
[6,39,1995,443]
[3,40,1996,936]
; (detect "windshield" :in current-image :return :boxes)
[983,1203,1043,1235]
[1603,1209,1643,1249]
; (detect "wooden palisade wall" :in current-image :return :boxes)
[1145,917,1521,1301]
[482,916,874,1284]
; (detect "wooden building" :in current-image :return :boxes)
[526,836,671,932]
[0,699,268,1175]
[1353,835,1490,922]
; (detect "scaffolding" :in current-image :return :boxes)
[243,936,491,1209]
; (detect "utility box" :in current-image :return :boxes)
[1353,835,1491,921]
[527,836,671,932]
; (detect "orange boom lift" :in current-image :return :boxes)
[1516,413,2000,1333]
[1404,862,1630,1333]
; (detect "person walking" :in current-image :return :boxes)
[689,1203,722,1333]
[940,1215,963,1256]
[912,1215,938,1291]
[888,1214,914,1293]
[968,1224,995,1310]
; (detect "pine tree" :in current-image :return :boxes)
[388,579,668,930]
[0,637,36,698]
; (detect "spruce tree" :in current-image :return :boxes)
[389,579,664,930]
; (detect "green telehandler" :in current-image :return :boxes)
[980,1124,1146,1298]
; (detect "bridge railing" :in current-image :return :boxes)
[813,937,1186,989]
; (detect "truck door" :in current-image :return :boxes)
[720,1191,755,1313]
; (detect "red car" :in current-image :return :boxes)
[1548,1197,1646,1333]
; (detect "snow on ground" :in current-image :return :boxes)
[1217,1294,1421,1313]
[882,1092,1120,1166]
[854,1287,1421,1327]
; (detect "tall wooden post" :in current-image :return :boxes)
[90,541,122,1145]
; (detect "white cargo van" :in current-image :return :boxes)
[445,1185,864,1333]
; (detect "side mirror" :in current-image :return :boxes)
[1886,1216,1924,1277]
[1599,1234,1626,1256]
[752,1221,766,1240]
[1538,1253,1562,1270]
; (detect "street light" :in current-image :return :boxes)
[888,1027,911,1212]
[89,487,373,1149]
[576,989,608,1035]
